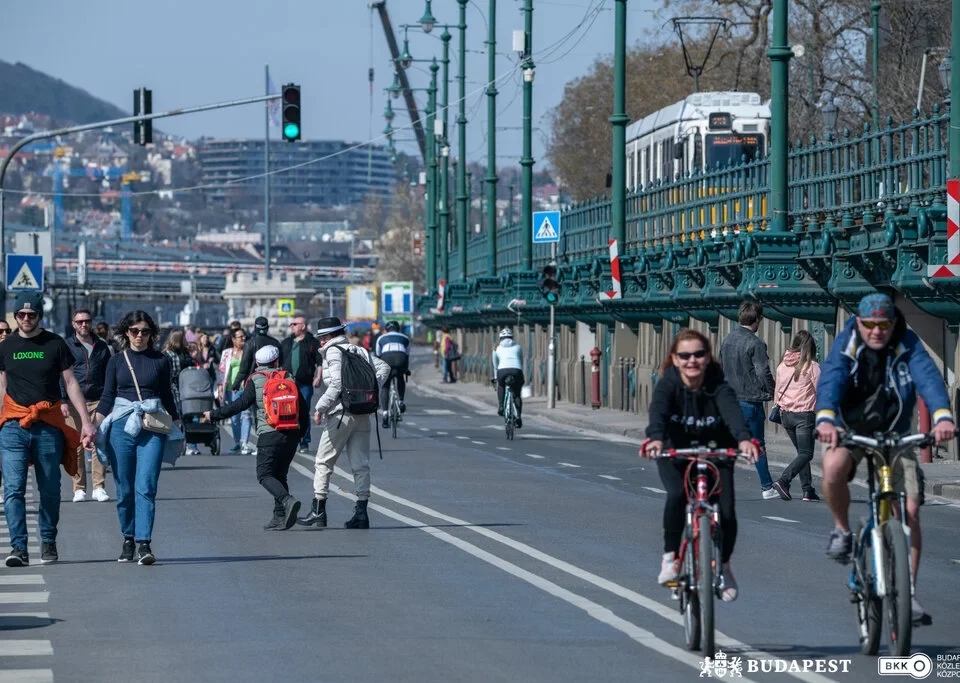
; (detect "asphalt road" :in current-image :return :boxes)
[1,385,959,682]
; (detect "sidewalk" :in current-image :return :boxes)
[410,358,960,503]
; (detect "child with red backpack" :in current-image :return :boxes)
[202,345,308,531]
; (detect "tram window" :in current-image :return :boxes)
[705,133,765,169]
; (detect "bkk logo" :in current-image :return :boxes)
[699,650,853,678]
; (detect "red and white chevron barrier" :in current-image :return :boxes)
[437,279,446,313]
[599,239,622,300]
[929,179,960,277]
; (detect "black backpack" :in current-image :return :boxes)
[332,344,379,415]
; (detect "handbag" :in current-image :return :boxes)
[768,374,794,425]
[123,351,174,435]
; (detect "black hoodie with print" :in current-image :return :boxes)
[646,364,753,449]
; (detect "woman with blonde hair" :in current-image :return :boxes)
[770,330,821,501]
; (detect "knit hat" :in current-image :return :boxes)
[14,291,43,314]
[255,345,279,365]
[857,293,895,320]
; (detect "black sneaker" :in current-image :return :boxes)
[497,409,504,417]
[772,481,792,501]
[4,547,28,567]
[118,537,136,562]
[40,542,58,564]
[382,416,390,429]
[399,402,406,414]
[825,529,853,564]
[137,542,156,566]
[515,418,523,429]
[802,490,821,502]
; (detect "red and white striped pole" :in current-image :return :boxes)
[599,239,622,300]
[929,179,960,277]
[436,279,446,313]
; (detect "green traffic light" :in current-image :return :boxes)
[283,123,300,140]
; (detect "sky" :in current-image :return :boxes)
[3,0,666,174]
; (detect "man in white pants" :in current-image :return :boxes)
[298,317,389,529]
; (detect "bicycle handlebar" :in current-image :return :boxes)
[835,427,943,451]
[655,448,752,461]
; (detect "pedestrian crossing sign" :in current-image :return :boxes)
[532,211,561,244]
[277,299,295,316]
[6,254,43,291]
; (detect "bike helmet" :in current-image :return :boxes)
[499,328,513,339]
[385,321,400,333]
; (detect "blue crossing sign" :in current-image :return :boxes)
[6,254,44,291]
[532,211,561,244]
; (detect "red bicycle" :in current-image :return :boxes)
[655,446,753,654]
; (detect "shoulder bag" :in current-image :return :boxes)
[768,373,794,425]
[123,351,174,435]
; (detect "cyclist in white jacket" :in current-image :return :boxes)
[491,328,524,428]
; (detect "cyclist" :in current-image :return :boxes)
[640,329,759,601]
[815,293,954,623]
[492,328,524,429]
[376,321,411,428]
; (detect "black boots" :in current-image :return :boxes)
[281,495,301,530]
[263,506,284,531]
[344,499,370,529]
[297,498,327,527]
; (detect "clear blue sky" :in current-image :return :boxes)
[3,0,664,172]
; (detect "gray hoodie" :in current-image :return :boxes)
[718,325,776,403]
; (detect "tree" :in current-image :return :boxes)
[375,185,426,293]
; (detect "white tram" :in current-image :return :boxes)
[625,92,771,190]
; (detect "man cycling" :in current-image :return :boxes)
[816,293,955,624]
[376,321,410,429]
[491,328,524,429]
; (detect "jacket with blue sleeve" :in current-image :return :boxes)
[815,311,953,433]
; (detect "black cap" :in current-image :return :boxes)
[254,316,269,332]
[14,291,43,314]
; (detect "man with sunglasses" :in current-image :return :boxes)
[0,292,97,566]
[280,316,321,454]
[61,309,112,503]
[816,293,954,624]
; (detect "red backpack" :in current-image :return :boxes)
[249,370,300,430]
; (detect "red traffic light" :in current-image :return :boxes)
[283,87,300,105]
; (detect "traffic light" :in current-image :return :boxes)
[281,84,301,142]
[133,87,152,146]
[541,264,560,305]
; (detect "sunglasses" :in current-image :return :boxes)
[0,329,10,336]
[860,320,892,330]
[128,327,152,337]
[15,311,39,321]
[675,349,709,361]
[73,319,92,325]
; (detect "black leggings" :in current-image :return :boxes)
[255,431,299,511]
[379,353,409,412]
[657,458,737,564]
[497,369,524,417]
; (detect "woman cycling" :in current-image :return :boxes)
[640,329,759,601]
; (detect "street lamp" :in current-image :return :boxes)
[388,71,402,99]
[384,99,395,122]
[939,53,952,100]
[419,0,437,34]
[398,33,414,70]
[821,100,839,131]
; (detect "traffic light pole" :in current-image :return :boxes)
[547,241,556,409]
[0,92,280,313]
[264,66,272,279]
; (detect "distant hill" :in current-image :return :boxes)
[0,60,127,124]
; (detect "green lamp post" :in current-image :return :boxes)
[484,0,498,276]
[520,0,534,270]
[767,0,791,231]
[610,0,628,246]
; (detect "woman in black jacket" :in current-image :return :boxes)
[640,329,759,601]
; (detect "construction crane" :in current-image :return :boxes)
[42,154,127,234]
[370,1,427,162]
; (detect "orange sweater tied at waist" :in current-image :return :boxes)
[0,394,82,477]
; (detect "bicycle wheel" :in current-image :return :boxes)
[698,514,715,657]
[682,530,702,651]
[504,391,515,440]
[883,521,912,655]
[854,522,882,656]
[391,410,398,439]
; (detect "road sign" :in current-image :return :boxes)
[533,211,561,244]
[6,255,44,291]
[381,281,413,316]
[277,299,295,316]
[412,232,424,257]
[346,285,378,320]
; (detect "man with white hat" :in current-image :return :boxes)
[298,317,389,529]
[203,345,308,531]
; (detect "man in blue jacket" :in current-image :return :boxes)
[816,293,954,624]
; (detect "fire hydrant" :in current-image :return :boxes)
[590,347,602,410]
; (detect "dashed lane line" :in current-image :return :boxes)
[471,440,486,445]
[642,486,667,494]
[526,454,545,459]
[423,409,455,416]
[436,431,449,436]
[496,447,511,452]
[419,428,430,432]
[763,516,801,524]
[405,421,417,426]
[557,463,581,468]
[598,475,622,481]
[455,436,470,440]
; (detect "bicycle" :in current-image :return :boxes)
[494,376,519,440]
[655,446,753,655]
[387,375,402,439]
[838,429,937,657]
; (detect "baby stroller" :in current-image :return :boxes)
[179,366,220,456]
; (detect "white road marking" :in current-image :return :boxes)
[423,409,455,415]
[419,428,430,432]
[405,421,417,426]
[0,670,54,683]
[496,447,511,451]
[436,431,449,436]
[642,486,667,494]
[0,576,44,585]
[0,593,49,604]
[286,460,761,682]
[526,454,545,459]
[558,463,581,468]
[949,559,960,565]
[763,516,801,524]
[455,436,470,440]
[598,475,622,481]
[0,640,53,656]
[471,440,486,445]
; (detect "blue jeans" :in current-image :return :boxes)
[107,425,165,542]
[228,390,252,446]
[298,384,314,448]
[1,422,64,548]
[739,401,774,488]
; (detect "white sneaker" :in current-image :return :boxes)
[658,552,679,585]
[761,486,780,500]
[72,490,87,503]
[241,443,255,455]
[91,487,110,503]
[720,563,739,602]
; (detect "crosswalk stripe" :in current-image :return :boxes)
[0,576,45,585]
[0,670,54,683]
[0,640,53,656]
[0,593,49,604]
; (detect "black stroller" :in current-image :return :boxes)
[179,366,220,456]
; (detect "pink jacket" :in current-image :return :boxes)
[774,351,820,413]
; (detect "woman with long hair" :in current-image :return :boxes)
[95,311,180,565]
[197,332,218,381]
[770,330,822,501]
[218,327,253,454]
[640,329,759,600]
[163,328,199,455]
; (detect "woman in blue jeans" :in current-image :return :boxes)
[96,311,180,565]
